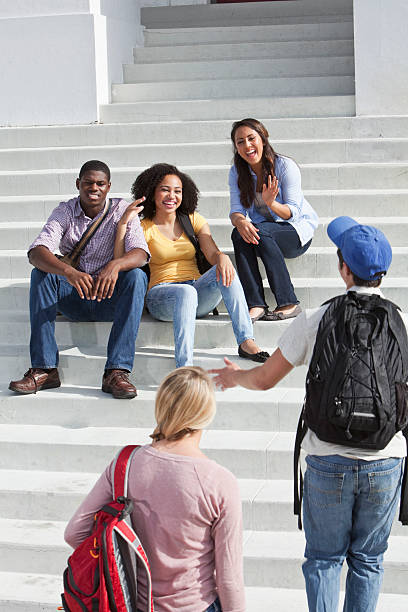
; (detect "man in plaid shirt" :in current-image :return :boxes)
[9,160,149,399]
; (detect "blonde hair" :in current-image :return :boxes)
[151,367,216,442]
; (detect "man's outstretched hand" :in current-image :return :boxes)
[209,358,242,391]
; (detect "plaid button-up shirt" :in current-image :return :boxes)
[28,197,149,277]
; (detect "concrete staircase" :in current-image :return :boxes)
[1,0,408,609]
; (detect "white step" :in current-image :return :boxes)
[1,572,407,612]
[143,21,354,47]
[1,244,408,283]
[1,520,406,594]
[1,345,307,389]
[3,161,408,196]
[112,75,355,103]
[101,94,355,123]
[0,310,291,349]
[123,56,354,84]
[3,116,408,150]
[4,138,408,172]
[2,276,408,313]
[3,466,407,536]
[134,38,354,64]
[0,424,291,479]
[2,575,408,612]
[0,469,280,530]
[1,189,408,223]
[0,384,302,431]
[141,0,353,29]
[0,468,406,535]
[244,530,408,594]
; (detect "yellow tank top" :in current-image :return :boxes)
[141,212,207,289]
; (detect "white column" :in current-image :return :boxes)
[354,0,408,116]
[0,0,142,126]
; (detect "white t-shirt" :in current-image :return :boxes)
[278,285,407,459]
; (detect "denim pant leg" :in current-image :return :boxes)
[204,597,222,611]
[302,455,354,612]
[194,265,253,345]
[100,268,147,371]
[256,221,311,308]
[343,457,403,612]
[302,454,403,612]
[146,282,198,368]
[29,268,90,368]
[231,227,266,309]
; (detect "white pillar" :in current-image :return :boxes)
[354,0,408,116]
[0,0,142,126]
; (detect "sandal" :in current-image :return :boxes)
[262,305,302,321]
[238,345,270,363]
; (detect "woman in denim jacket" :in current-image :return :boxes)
[229,118,318,322]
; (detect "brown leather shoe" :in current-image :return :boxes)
[102,369,137,399]
[9,368,61,395]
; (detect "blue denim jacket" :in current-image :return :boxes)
[229,155,318,246]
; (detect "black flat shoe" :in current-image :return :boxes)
[238,345,270,363]
[262,305,302,321]
[250,307,268,323]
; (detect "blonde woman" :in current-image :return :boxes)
[65,367,245,612]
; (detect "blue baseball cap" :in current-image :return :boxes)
[327,216,392,281]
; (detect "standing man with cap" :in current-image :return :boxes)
[210,216,407,611]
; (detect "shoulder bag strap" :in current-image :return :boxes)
[112,444,140,500]
[177,212,218,315]
[177,212,199,250]
[67,198,112,266]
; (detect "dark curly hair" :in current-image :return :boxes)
[79,160,111,182]
[130,163,199,219]
[230,118,277,209]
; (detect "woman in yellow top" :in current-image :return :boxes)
[115,163,269,368]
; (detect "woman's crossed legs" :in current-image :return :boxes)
[146,266,255,367]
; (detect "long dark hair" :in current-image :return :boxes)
[131,163,199,219]
[230,118,277,209]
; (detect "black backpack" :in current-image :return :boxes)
[294,292,408,527]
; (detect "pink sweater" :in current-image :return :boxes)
[64,445,245,612]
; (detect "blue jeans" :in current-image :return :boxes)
[303,454,404,612]
[29,267,147,371]
[146,265,253,367]
[232,221,311,309]
[138,597,221,612]
[205,597,222,611]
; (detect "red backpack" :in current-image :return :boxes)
[61,445,154,611]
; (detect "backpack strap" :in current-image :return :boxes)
[383,300,408,378]
[399,428,408,525]
[112,445,140,500]
[114,521,154,612]
[293,409,307,530]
